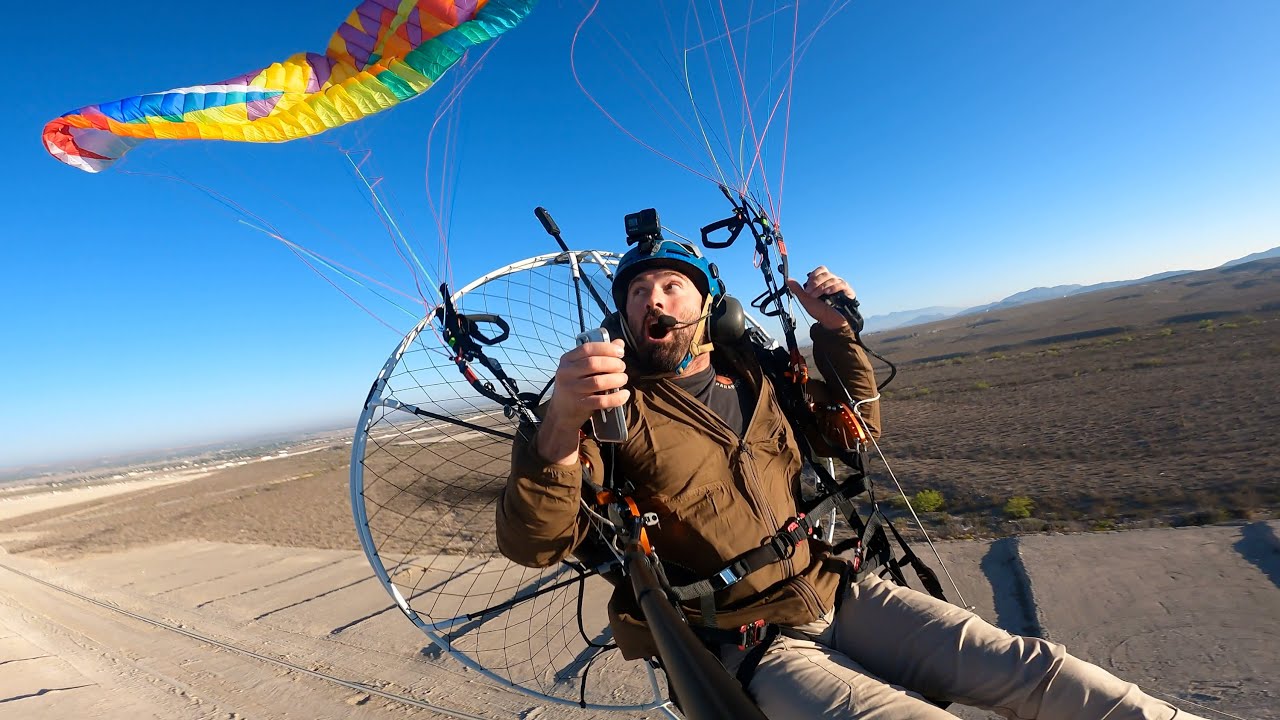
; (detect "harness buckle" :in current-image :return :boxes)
[737,619,768,650]
[711,563,744,591]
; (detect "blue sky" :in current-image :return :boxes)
[4,0,1278,468]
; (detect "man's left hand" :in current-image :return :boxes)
[786,266,854,330]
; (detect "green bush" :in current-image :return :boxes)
[1004,496,1035,519]
[1158,327,1174,336]
[913,489,945,513]
[973,380,991,390]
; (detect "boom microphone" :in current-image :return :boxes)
[651,315,680,338]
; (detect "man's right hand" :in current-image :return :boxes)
[536,338,630,465]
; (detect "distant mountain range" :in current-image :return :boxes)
[863,246,1280,334]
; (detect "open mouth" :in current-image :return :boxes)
[646,318,670,340]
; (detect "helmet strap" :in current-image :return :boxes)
[674,294,716,375]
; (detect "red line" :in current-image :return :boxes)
[777,2,803,224]
[571,0,723,187]
[688,0,738,188]
[715,0,777,215]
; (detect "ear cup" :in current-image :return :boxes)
[708,295,746,345]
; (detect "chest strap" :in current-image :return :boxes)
[667,513,814,606]
[663,479,945,630]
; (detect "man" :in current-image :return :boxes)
[496,237,1202,719]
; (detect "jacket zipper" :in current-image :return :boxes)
[737,438,791,580]
[659,367,793,580]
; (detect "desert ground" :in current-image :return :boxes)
[846,258,1280,537]
[1,258,1276,719]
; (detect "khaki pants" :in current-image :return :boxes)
[720,574,1203,720]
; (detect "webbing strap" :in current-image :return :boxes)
[667,473,868,606]
[669,515,812,603]
[700,594,717,628]
[883,511,946,598]
[734,623,780,689]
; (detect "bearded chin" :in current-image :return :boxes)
[635,323,700,373]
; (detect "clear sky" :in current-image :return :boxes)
[4,0,1277,468]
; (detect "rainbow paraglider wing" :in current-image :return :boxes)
[43,0,536,172]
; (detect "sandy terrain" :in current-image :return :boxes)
[1,460,1275,719]
[2,258,1276,719]
[0,469,212,522]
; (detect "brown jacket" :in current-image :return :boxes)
[496,322,881,659]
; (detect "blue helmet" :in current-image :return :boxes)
[611,239,723,314]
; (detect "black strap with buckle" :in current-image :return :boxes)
[692,618,775,651]
[668,514,814,603]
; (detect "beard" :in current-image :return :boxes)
[629,309,702,374]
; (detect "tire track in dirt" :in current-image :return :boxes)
[0,561,496,720]
[195,556,348,609]
[252,573,378,621]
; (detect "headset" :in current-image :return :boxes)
[606,209,747,371]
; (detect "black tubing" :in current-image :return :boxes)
[625,548,769,720]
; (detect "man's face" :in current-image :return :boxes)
[624,267,706,373]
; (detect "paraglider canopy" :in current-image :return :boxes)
[42,0,538,172]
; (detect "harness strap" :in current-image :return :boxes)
[883,511,947,598]
[734,623,780,689]
[692,618,775,651]
[668,514,813,603]
[666,464,875,606]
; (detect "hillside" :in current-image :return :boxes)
[829,257,1280,536]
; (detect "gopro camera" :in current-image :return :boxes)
[624,208,662,246]
[574,327,629,444]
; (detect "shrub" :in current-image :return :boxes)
[1004,496,1035,519]
[1159,327,1174,337]
[913,489,945,513]
[974,380,991,390]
